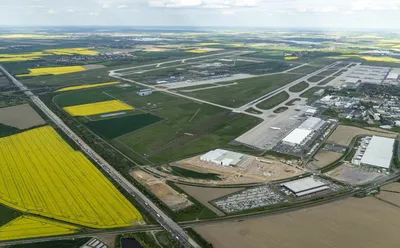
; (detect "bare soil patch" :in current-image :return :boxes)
[167,155,304,185]
[83,64,106,70]
[307,150,342,170]
[376,191,400,206]
[382,182,400,192]
[131,170,193,211]
[326,125,398,147]
[195,197,400,248]
[176,184,244,216]
[0,104,45,129]
[325,163,384,185]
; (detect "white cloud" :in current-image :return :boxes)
[67,9,75,12]
[47,9,56,14]
[117,4,128,8]
[102,3,111,8]
[235,0,258,7]
[89,12,99,16]
[222,9,234,14]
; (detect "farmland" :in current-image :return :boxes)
[326,125,398,147]
[56,81,120,92]
[0,126,143,228]
[63,100,134,116]
[17,66,86,77]
[184,73,304,108]
[0,104,45,129]
[85,113,162,139]
[0,216,79,241]
[55,87,261,164]
[195,197,400,248]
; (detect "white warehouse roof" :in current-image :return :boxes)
[282,128,312,145]
[298,117,324,130]
[200,149,245,166]
[360,136,395,169]
[281,177,327,195]
[386,73,399,80]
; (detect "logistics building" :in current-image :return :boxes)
[352,136,395,172]
[280,177,330,197]
[282,117,325,146]
[200,149,247,167]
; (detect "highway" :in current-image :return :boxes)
[0,66,199,248]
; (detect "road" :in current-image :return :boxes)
[0,66,199,248]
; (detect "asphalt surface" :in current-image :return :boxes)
[0,66,199,248]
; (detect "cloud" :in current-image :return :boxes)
[89,12,99,16]
[117,4,128,8]
[47,9,57,14]
[102,3,111,8]
[148,0,260,8]
[67,9,75,13]
[222,9,234,14]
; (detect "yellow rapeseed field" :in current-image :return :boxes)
[64,100,134,116]
[44,48,99,55]
[285,56,299,60]
[361,56,400,63]
[0,47,98,62]
[17,66,86,77]
[0,216,79,241]
[0,126,143,228]
[56,81,120,92]
[185,49,209,53]
[197,42,220,46]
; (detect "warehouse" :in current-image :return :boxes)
[386,73,399,80]
[282,129,312,146]
[281,117,325,146]
[298,117,325,130]
[280,177,330,197]
[360,136,395,171]
[200,149,247,167]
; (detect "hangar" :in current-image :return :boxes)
[280,177,330,197]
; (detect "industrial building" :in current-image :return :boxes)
[200,149,247,167]
[344,65,390,85]
[352,136,395,172]
[282,129,312,146]
[280,177,330,197]
[137,89,153,96]
[282,117,325,146]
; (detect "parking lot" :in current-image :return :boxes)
[212,185,287,213]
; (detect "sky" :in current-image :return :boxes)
[1,0,400,29]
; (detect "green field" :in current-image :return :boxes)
[85,113,162,139]
[300,87,324,98]
[318,77,335,85]
[0,204,21,226]
[316,69,339,77]
[289,65,322,74]
[285,98,301,106]
[273,106,288,113]
[184,73,303,108]
[55,87,261,164]
[289,81,309,92]
[0,123,20,138]
[176,84,215,91]
[256,91,290,110]
[308,75,325,82]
